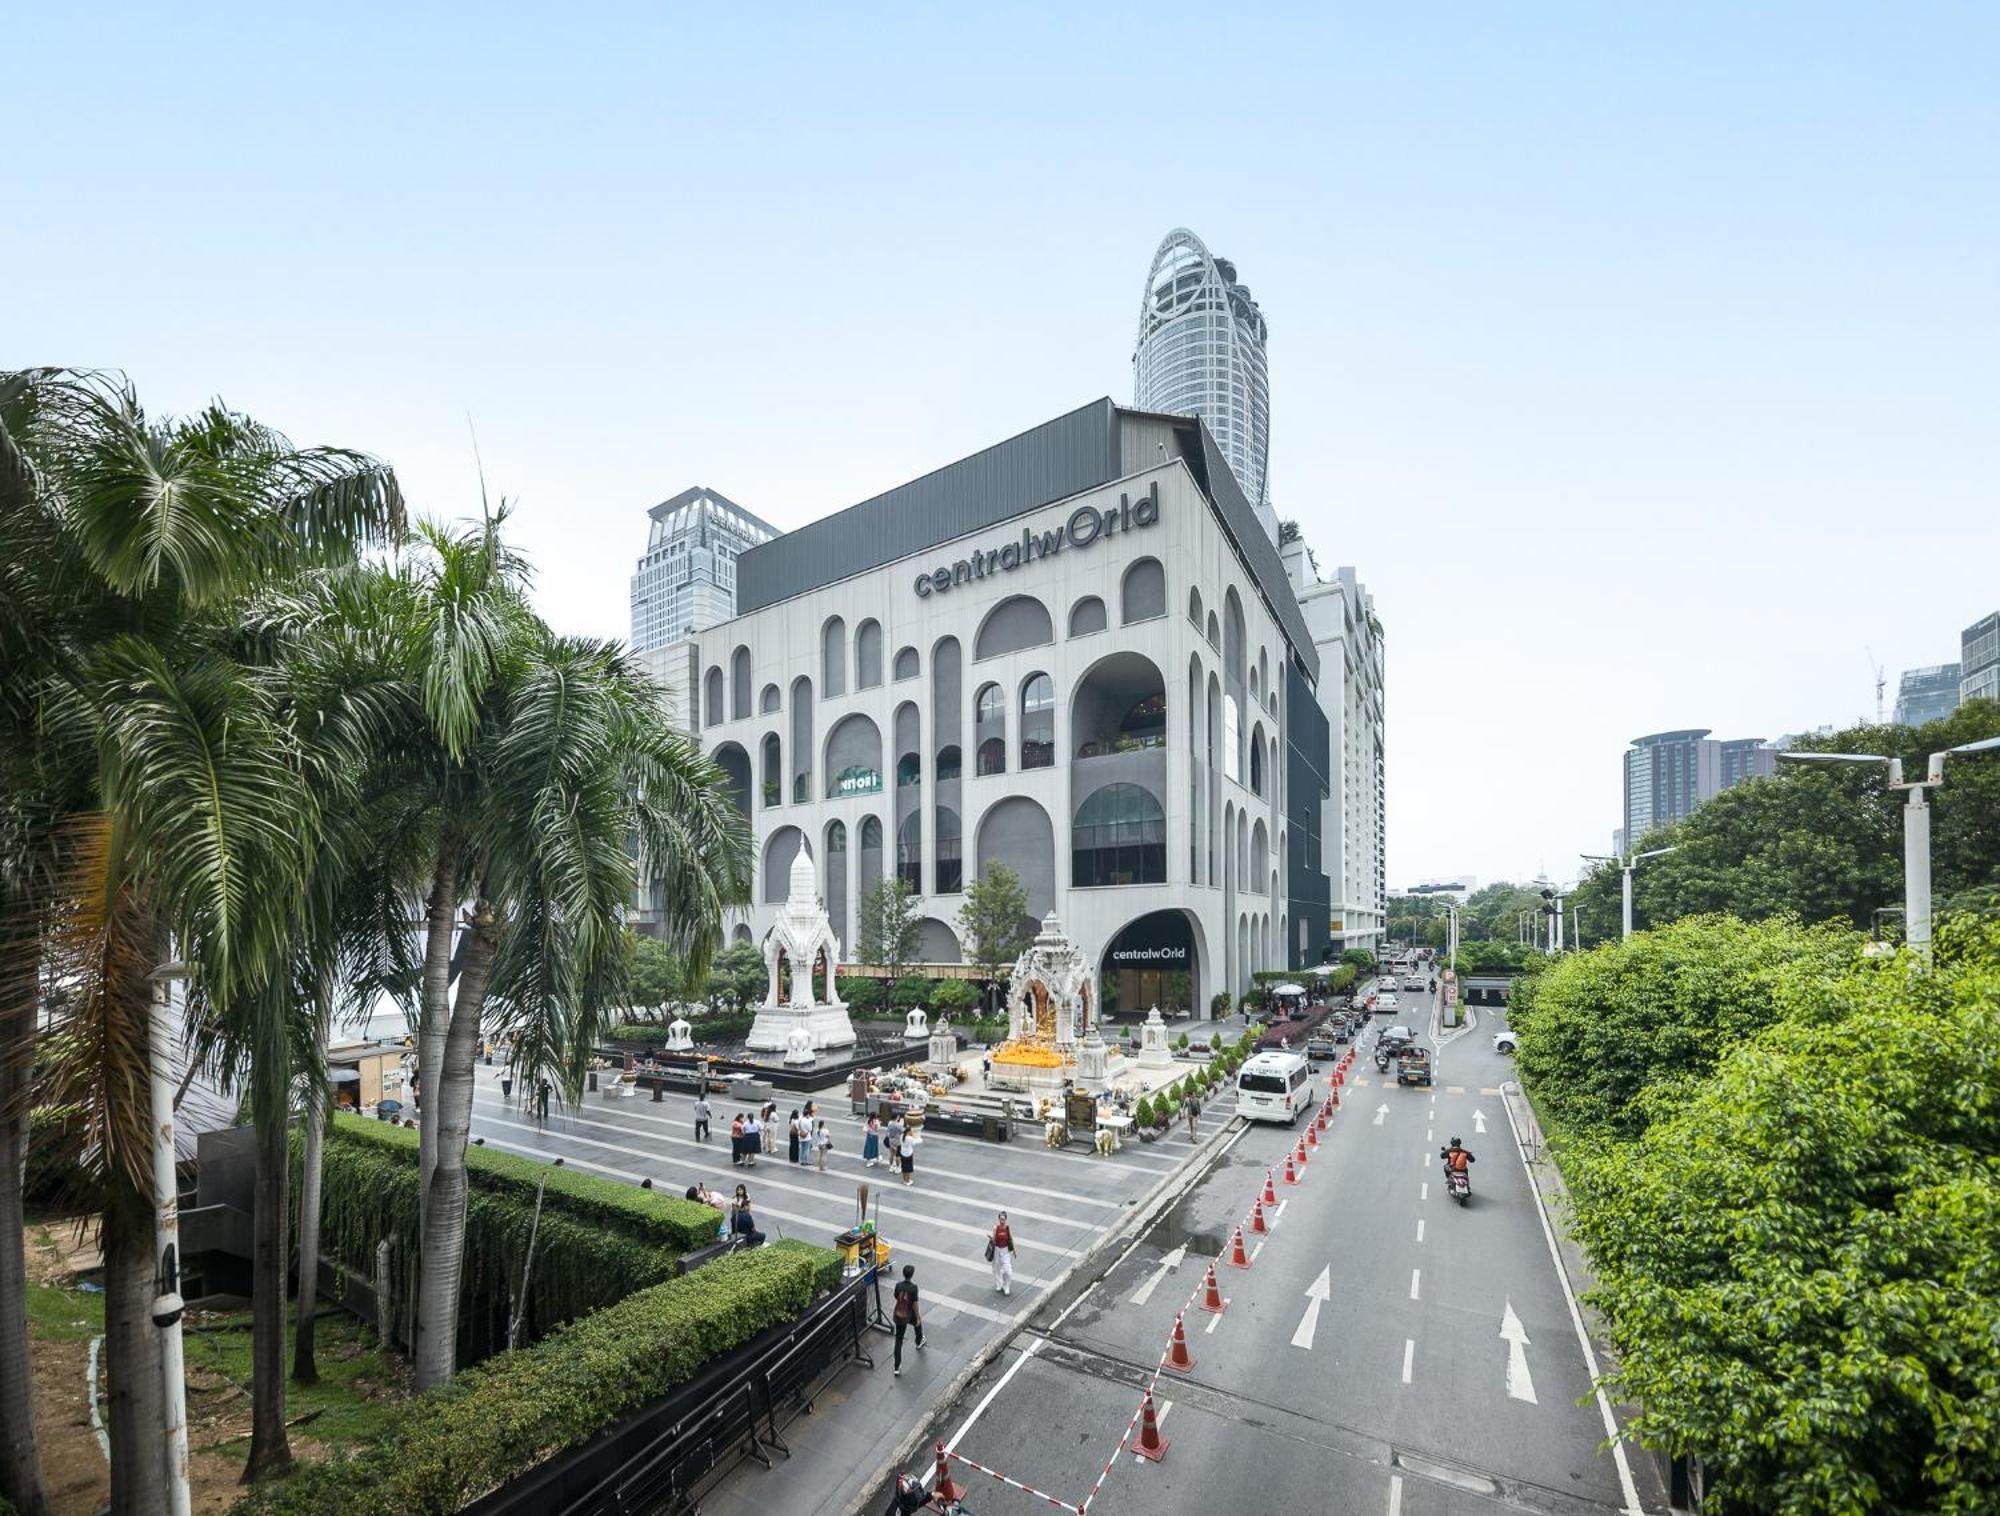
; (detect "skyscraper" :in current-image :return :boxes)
[1961,612,2000,705]
[628,487,778,653]
[1895,664,1962,727]
[1134,228,1275,541]
[1622,728,1772,847]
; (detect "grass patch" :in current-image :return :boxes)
[25,1281,103,1342]
[186,1311,407,1453]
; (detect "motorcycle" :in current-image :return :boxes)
[1444,1164,1470,1205]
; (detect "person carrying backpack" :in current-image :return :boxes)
[890,1264,925,1375]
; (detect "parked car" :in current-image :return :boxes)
[1493,1030,1518,1054]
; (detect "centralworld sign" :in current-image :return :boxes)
[913,482,1160,599]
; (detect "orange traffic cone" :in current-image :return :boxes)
[1294,1136,1309,1167]
[932,1442,966,1503]
[1330,1082,1341,1108]
[1166,1312,1196,1372]
[1306,1121,1319,1149]
[1317,1101,1330,1130]
[1251,1196,1268,1234]
[1262,1168,1279,1205]
[1200,1261,1227,1313]
[1135,1391,1170,1462]
[1228,1224,1251,1268]
[1283,1151,1299,1185]
[1334,1065,1345,1087]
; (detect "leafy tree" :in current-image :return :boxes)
[1509,915,1858,1144]
[957,863,1030,985]
[1338,946,1376,977]
[890,975,931,1011]
[931,979,980,1016]
[1567,923,2000,1510]
[699,941,766,1012]
[856,876,919,984]
[1460,882,1552,942]
[627,934,685,1012]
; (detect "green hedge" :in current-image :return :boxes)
[310,1116,723,1350]
[231,1241,840,1516]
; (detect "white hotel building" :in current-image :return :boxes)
[651,400,1339,1019]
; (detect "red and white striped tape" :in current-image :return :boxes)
[940,1448,1083,1513]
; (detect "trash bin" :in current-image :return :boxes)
[981,1115,999,1143]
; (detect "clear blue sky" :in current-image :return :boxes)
[10,3,1996,890]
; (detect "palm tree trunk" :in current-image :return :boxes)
[414,901,494,1391]
[240,1090,291,1482]
[103,1180,166,1516]
[0,982,53,1516]
[291,994,330,1385]
[417,850,458,1211]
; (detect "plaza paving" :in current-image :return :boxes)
[465,1060,1221,1515]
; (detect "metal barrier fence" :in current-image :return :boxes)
[466,1269,874,1516]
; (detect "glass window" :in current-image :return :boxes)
[1021,674,1055,769]
[1071,783,1167,887]
[975,683,1006,776]
[897,812,922,893]
[935,807,962,894]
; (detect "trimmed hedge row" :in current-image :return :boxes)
[231,1241,840,1516]
[330,1114,717,1252]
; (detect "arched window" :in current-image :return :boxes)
[859,815,884,900]
[1188,586,1204,626]
[760,683,780,714]
[1068,596,1107,637]
[974,595,1054,661]
[760,732,782,807]
[935,807,962,894]
[1206,611,1220,652]
[704,666,723,727]
[1071,783,1167,887]
[1071,653,1167,760]
[825,820,848,946]
[975,682,1006,776]
[1249,735,1264,796]
[790,677,813,802]
[855,619,882,689]
[1223,697,1240,782]
[1120,557,1166,624]
[823,714,883,799]
[937,745,962,782]
[894,646,920,681]
[821,617,847,698]
[896,812,922,892]
[897,753,922,787]
[730,646,751,721]
[1020,673,1055,769]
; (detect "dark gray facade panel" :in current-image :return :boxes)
[736,399,1121,614]
[1187,422,1320,683]
[1284,661,1333,969]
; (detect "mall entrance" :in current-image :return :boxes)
[1100,911,1201,1021]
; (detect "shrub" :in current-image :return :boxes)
[1133,1096,1153,1127]
[931,979,981,1015]
[1174,1031,1189,1052]
[1210,991,1231,1016]
[231,1242,839,1515]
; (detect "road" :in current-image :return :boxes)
[894,987,1669,1516]
[463,1065,1212,1516]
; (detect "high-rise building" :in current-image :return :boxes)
[1284,544,1385,951]
[1895,663,1962,727]
[1622,728,1772,847]
[1961,612,2000,705]
[1134,228,1276,542]
[628,487,778,654]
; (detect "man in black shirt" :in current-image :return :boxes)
[891,1264,925,1376]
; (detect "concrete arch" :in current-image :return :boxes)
[731,646,751,721]
[823,712,883,800]
[917,917,962,965]
[1223,587,1246,688]
[760,682,781,714]
[975,795,1055,920]
[855,618,882,689]
[894,645,920,681]
[712,741,751,821]
[1120,556,1166,624]
[1069,595,1107,637]
[821,616,847,698]
[974,594,1054,661]
[762,826,806,904]
[1070,649,1167,760]
[732,922,754,945]
[704,666,724,727]
[1100,908,1207,1021]
[789,677,813,802]
[824,819,849,949]
[759,731,781,810]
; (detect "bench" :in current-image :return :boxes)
[675,1234,748,1275]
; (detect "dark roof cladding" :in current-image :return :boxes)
[733,398,1318,682]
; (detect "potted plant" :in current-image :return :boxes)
[1134,1095,1157,1142]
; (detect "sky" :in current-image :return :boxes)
[9,3,1997,890]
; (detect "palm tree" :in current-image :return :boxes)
[0,371,401,1508]
[311,518,752,1388]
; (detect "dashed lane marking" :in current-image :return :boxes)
[1402,1338,1414,1384]
[1447,1085,1467,1094]
[1415,1219,1424,1243]
[1409,1268,1421,1301]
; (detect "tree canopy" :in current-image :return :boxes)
[957,864,1030,983]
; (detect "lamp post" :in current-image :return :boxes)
[147,960,192,1516]
[1584,847,1678,940]
[1778,735,2000,962]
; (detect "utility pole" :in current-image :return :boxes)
[148,963,192,1516]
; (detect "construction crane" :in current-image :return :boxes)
[1866,647,1886,724]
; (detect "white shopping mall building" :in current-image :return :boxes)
[647,399,1351,1019]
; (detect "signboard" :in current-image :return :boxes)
[914,482,1161,599]
[1105,911,1192,969]
[831,766,882,798]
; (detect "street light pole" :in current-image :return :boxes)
[148,962,192,1516]
[1778,735,2000,963]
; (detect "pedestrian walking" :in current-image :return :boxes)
[890,1264,925,1375]
[813,1119,832,1173]
[861,1114,883,1167]
[743,1111,761,1166]
[1186,1094,1200,1142]
[986,1211,1017,1295]
[535,1078,551,1123]
[693,1093,712,1143]
[499,1068,513,1101]
[898,1126,920,1187]
[729,1112,746,1165]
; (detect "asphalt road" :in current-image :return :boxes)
[894,992,1670,1516]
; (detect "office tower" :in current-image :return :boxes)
[1134,228,1275,541]
[628,487,778,654]
[1895,664,1962,727]
[1962,612,2000,705]
[1622,728,1772,847]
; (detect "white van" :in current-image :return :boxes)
[1236,1051,1314,1125]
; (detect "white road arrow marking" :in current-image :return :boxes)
[1373,1103,1390,1126]
[1500,1299,1538,1404]
[1473,1109,1488,1135]
[1127,1243,1187,1306]
[1291,1264,1332,1349]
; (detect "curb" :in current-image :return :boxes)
[847,1107,1248,1515]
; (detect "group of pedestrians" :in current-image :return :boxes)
[858,1113,921,1185]
[720,1099,841,1171]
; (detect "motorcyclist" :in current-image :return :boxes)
[1440,1137,1475,1176]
